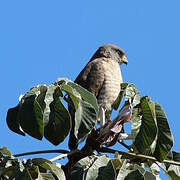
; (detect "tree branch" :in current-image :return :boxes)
[100,147,180,166]
[13,147,180,167]
[13,149,69,158]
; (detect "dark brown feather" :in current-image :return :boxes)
[74,58,105,96]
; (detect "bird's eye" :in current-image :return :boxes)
[116,50,122,56]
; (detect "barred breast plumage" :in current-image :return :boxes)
[97,58,122,111]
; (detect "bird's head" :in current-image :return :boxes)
[91,44,128,65]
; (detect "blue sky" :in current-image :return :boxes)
[0,1,179,179]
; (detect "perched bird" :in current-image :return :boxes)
[68,44,128,150]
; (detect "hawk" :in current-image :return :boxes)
[68,44,128,150]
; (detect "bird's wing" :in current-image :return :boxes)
[75,58,105,97]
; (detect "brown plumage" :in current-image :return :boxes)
[68,44,128,150]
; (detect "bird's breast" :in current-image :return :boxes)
[97,59,123,111]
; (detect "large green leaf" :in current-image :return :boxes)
[32,158,65,180]
[116,160,155,180]
[153,103,174,161]
[18,86,46,140]
[117,159,134,179]
[75,100,97,140]
[6,105,25,136]
[44,86,70,145]
[101,160,116,180]
[124,170,144,180]
[69,155,97,180]
[85,155,114,180]
[131,106,142,141]
[133,96,157,154]
[67,81,98,113]
[61,83,97,141]
[43,85,60,126]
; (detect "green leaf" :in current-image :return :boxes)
[40,173,55,179]
[144,171,156,180]
[124,169,144,180]
[148,163,160,179]
[26,165,40,179]
[75,100,97,140]
[6,105,25,136]
[101,160,116,180]
[131,107,142,141]
[69,155,97,180]
[153,103,174,161]
[125,84,140,107]
[19,86,46,140]
[133,96,157,154]
[111,153,123,171]
[117,160,145,180]
[44,86,70,145]
[67,81,98,113]
[167,164,180,180]
[32,158,65,180]
[0,147,12,156]
[61,83,80,108]
[61,84,97,141]
[85,155,111,180]
[6,85,48,140]
[20,169,34,180]
[43,85,60,125]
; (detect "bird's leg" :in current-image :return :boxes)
[106,114,111,125]
[99,106,106,131]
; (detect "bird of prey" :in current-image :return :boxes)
[68,44,128,150]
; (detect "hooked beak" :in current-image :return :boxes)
[122,54,128,65]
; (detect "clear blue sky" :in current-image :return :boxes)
[0,1,179,179]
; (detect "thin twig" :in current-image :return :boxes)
[13,149,69,158]
[50,150,79,162]
[100,147,180,166]
[50,154,68,162]
[118,140,133,151]
[154,162,168,175]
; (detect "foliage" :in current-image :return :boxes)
[3,78,180,179]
